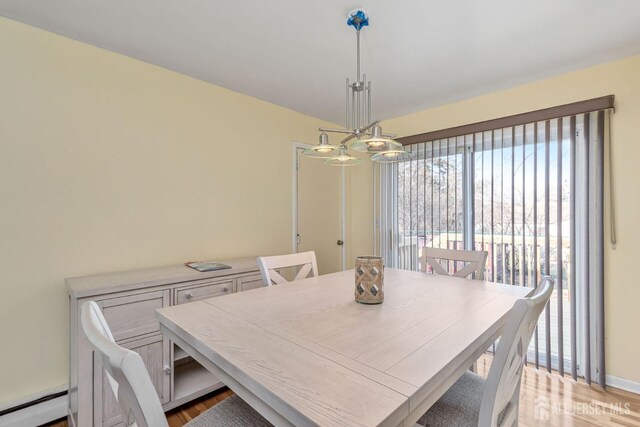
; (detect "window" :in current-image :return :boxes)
[378,97,612,384]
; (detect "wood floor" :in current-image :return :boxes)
[476,356,640,426]
[44,355,640,426]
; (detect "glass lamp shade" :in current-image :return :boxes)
[351,125,403,153]
[351,138,403,153]
[370,147,415,163]
[324,147,363,166]
[303,133,340,158]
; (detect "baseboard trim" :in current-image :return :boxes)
[607,375,640,394]
[0,390,67,427]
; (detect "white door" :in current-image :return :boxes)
[294,143,343,274]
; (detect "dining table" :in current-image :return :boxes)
[156,268,532,426]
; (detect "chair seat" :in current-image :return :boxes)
[417,371,485,427]
[185,395,272,427]
[418,372,510,427]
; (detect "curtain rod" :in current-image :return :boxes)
[397,95,615,145]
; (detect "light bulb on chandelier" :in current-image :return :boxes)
[351,125,404,153]
[324,146,363,166]
[302,133,340,158]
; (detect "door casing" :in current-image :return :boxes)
[292,141,346,271]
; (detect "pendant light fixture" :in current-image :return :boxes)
[302,133,340,158]
[302,9,413,165]
[351,124,403,153]
[370,146,415,162]
[325,145,363,166]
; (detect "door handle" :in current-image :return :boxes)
[337,240,344,246]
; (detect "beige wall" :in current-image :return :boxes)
[382,54,640,384]
[0,17,348,404]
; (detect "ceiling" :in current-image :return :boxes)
[2,1,640,124]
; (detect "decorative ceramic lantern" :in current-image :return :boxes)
[354,256,384,304]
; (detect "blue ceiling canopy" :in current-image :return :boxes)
[347,9,369,31]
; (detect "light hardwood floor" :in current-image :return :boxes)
[476,356,640,426]
[43,355,640,426]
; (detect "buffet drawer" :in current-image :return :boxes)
[174,279,233,305]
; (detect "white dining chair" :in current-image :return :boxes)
[257,251,318,286]
[80,301,271,427]
[417,277,554,427]
[420,247,488,280]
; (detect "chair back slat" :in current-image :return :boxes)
[479,277,554,426]
[425,257,450,276]
[420,247,488,280]
[294,263,313,281]
[267,269,289,285]
[258,251,318,286]
[450,262,481,279]
[81,301,169,427]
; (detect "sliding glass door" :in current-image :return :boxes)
[391,140,464,271]
[379,110,608,383]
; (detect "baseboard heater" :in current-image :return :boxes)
[0,390,67,427]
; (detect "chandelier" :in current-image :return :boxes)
[303,9,414,166]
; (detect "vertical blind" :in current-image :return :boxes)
[377,96,612,385]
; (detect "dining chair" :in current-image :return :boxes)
[257,251,318,286]
[420,247,488,280]
[80,301,271,427]
[417,277,554,427]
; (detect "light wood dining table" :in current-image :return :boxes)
[156,268,532,427]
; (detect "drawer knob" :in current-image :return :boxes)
[223,287,228,292]
[185,291,193,299]
[163,366,172,375]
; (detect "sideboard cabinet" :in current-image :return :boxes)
[67,257,262,427]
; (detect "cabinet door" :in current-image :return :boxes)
[95,334,171,427]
